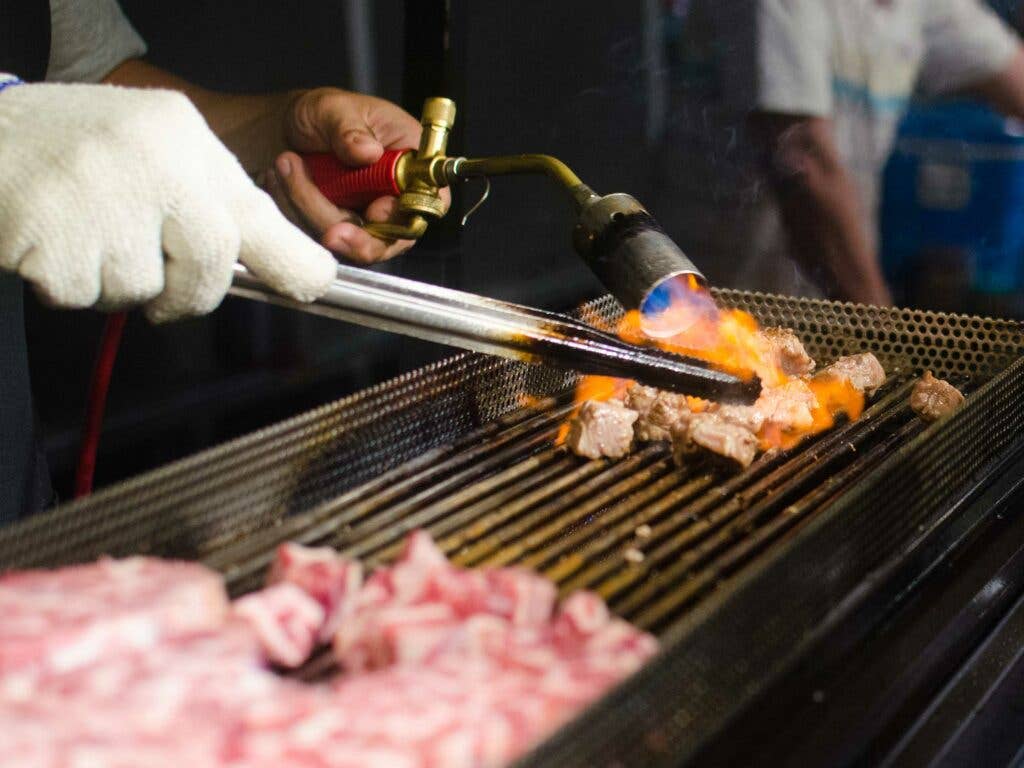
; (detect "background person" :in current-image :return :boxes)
[657,0,1024,306]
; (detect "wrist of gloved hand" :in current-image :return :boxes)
[0,76,336,322]
[0,74,23,92]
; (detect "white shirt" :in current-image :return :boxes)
[661,0,1020,295]
[46,0,147,83]
[755,0,1019,239]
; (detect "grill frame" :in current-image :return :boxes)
[2,290,1023,766]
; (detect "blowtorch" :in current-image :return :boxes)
[303,97,704,314]
[229,97,759,403]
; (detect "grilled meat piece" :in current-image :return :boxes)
[634,391,692,442]
[624,383,660,415]
[566,399,639,459]
[757,327,816,376]
[910,371,964,422]
[754,379,817,432]
[815,352,886,396]
[711,402,767,434]
[672,412,759,468]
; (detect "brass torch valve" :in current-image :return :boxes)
[302,97,705,311]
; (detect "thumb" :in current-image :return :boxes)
[330,123,385,167]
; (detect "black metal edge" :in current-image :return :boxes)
[694,443,1024,768]
[514,357,1024,768]
[924,597,1024,768]
[891,570,1024,768]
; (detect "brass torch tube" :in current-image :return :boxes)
[449,155,597,209]
[365,214,429,241]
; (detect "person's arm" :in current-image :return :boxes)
[968,47,1024,118]
[723,0,892,305]
[921,0,1024,115]
[104,59,292,175]
[103,59,438,265]
[752,114,893,306]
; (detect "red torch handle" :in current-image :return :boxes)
[301,149,409,210]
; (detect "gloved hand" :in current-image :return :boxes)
[0,76,337,322]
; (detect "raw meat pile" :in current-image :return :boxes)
[0,532,656,768]
[566,327,887,468]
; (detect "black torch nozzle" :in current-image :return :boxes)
[572,193,705,313]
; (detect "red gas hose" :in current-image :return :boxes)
[74,311,127,498]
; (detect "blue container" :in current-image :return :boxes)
[881,102,1024,293]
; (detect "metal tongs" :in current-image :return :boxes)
[229,264,760,403]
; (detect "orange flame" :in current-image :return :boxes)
[685,396,709,413]
[622,276,788,387]
[565,276,864,452]
[518,393,544,409]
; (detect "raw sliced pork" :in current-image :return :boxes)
[0,557,227,675]
[0,534,656,768]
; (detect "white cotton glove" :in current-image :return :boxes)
[0,76,337,322]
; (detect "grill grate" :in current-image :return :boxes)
[520,358,1024,768]
[204,375,929,644]
[3,290,1019,572]
[1,290,1023,766]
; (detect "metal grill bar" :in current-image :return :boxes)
[208,373,929,648]
[604,385,919,626]
[519,361,1024,768]
[194,370,950,702]
[437,445,671,566]
[626,418,924,632]
[458,449,679,569]
[210,400,573,590]
[551,382,912,601]
[5,290,1019,577]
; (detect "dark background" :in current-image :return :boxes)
[29,1,1024,502]
[28,0,663,500]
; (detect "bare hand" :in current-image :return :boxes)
[264,88,449,264]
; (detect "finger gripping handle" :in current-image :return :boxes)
[302,149,408,209]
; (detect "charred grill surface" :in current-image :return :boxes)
[207,376,929,646]
[194,375,942,690]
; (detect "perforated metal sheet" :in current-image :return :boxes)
[0,355,575,569]
[719,289,1024,378]
[1,290,1020,570]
